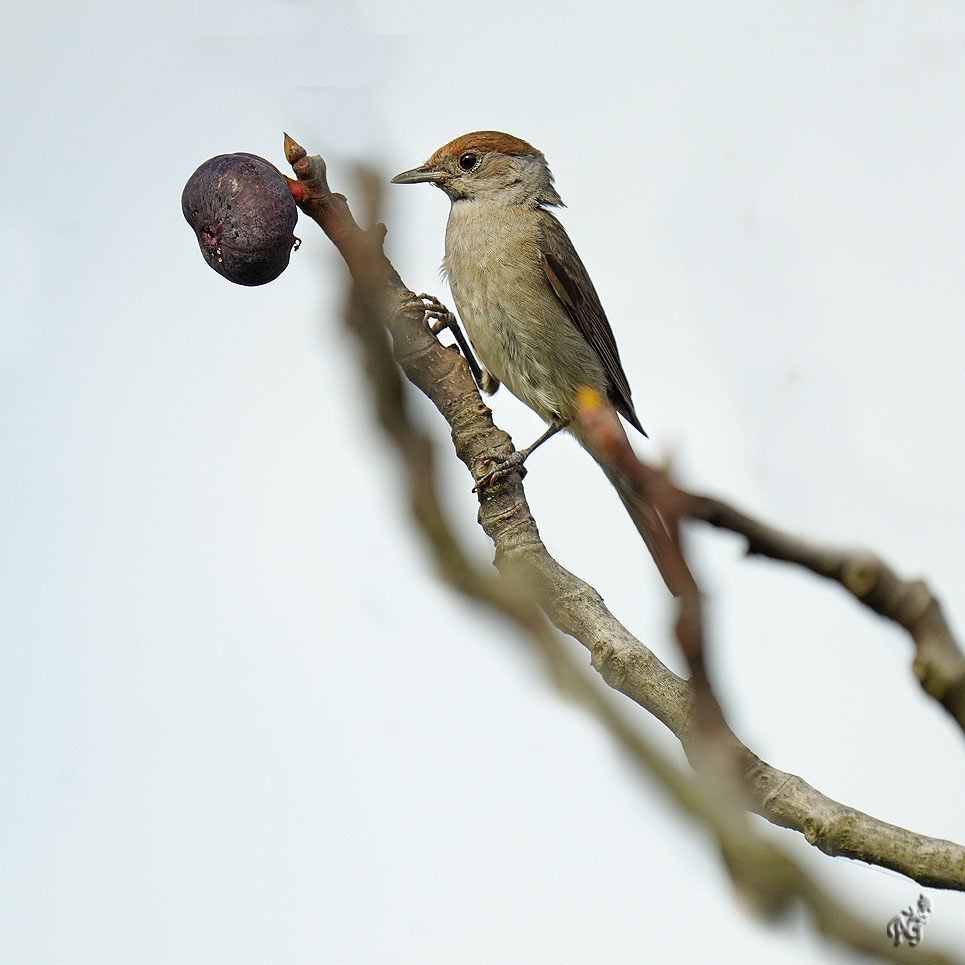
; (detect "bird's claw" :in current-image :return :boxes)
[472,451,527,492]
[401,292,486,390]
[403,293,457,333]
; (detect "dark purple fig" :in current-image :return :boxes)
[182,153,298,286]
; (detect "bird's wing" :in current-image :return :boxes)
[537,211,645,436]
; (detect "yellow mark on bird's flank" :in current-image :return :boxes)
[576,385,606,413]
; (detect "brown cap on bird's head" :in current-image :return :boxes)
[428,131,542,166]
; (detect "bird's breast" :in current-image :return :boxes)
[443,202,545,328]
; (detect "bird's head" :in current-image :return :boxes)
[391,131,563,207]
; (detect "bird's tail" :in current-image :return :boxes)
[573,420,691,597]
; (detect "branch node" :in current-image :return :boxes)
[590,639,612,673]
[842,554,879,597]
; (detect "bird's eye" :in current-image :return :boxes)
[458,152,478,171]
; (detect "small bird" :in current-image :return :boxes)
[392,131,681,594]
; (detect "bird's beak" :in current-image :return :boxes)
[390,164,447,185]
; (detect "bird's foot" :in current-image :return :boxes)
[402,293,486,391]
[402,292,457,333]
[472,450,528,492]
[472,421,566,491]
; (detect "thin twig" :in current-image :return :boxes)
[685,494,965,736]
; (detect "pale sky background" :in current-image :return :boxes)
[2,1,964,962]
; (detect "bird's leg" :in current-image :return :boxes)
[402,293,488,392]
[473,420,566,492]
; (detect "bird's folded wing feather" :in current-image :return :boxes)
[538,212,645,436]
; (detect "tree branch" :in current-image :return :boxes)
[330,160,959,965]
[687,494,965,736]
[283,136,965,898]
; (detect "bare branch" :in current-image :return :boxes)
[284,136,965,898]
[331,158,961,965]
[572,392,965,890]
[684,494,965,737]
